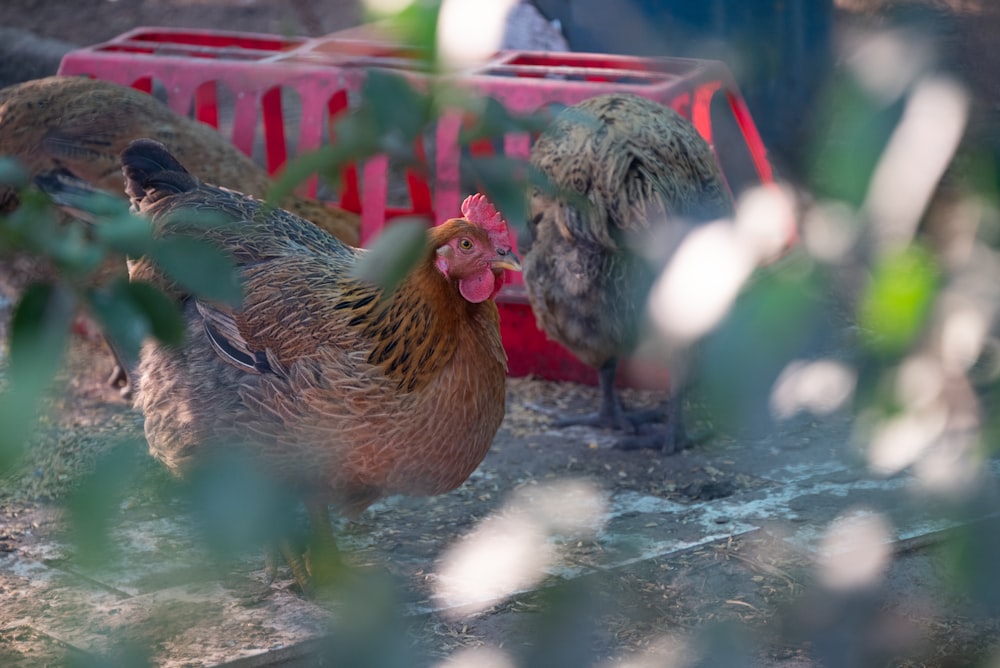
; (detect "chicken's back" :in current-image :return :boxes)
[0,76,359,245]
[524,93,732,368]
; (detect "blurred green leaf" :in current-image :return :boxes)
[41,219,106,277]
[809,76,901,206]
[127,280,185,345]
[350,217,428,293]
[270,91,409,205]
[150,237,243,306]
[65,440,144,567]
[87,278,184,365]
[270,141,371,208]
[87,283,145,367]
[458,96,553,144]
[314,569,411,667]
[858,244,938,355]
[520,578,605,668]
[2,190,62,254]
[952,147,1000,210]
[364,70,433,141]
[463,156,532,235]
[0,156,28,188]
[45,186,130,221]
[188,451,302,558]
[700,253,825,435]
[6,185,131,275]
[93,209,157,257]
[0,282,75,472]
[369,0,439,65]
[0,390,37,475]
[941,512,1000,617]
[66,640,153,668]
[8,282,75,388]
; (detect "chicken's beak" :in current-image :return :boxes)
[491,249,522,272]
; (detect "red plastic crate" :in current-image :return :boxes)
[58,26,777,388]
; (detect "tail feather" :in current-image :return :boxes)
[33,168,127,223]
[120,138,199,209]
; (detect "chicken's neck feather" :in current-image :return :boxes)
[343,245,501,394]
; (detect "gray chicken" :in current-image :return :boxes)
[522,93,733,452]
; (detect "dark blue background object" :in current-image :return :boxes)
[532,0,835,179]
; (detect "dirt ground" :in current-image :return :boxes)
[4,0,1000,666]
[6,319,991,668]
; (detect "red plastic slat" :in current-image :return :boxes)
[261,86,287,176]
[327,90,361,213]
[194,81,219,128]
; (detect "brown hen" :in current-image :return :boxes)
[53,138,520,592]
[523,93,733,453]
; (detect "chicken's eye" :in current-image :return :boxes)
[458,238,474,251]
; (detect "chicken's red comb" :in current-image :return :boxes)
[461,193,508,237]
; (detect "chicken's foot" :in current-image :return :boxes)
[278,537,314,596]
[261,499,343,597]
[615,391,689,454]
[553,357,662,429]
[554,358,691,453]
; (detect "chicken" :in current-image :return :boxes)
[39,138,521,592]
[0,75,359,244]
[522,93,733,453]
[0,75,361,391]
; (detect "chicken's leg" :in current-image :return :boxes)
[616,384,689,453]
[278,537,314,596]
[555,358,688,453]
[304,499,344,592]
[262,498,343,596]
[102,333,134,398]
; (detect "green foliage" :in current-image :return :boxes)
[700,251,825,435]
[88,200,157,256]
[0,283,76,469]
[271,69,550,248]
[857,244,939,356]
[0,166,241,477]
[366,69,436,145]
[270,70,435,206]
[464,155,533,236]
[808,76,901,206]
[0,155,28,188]
[364,0,439,66]
[457,96,552,144]
[1,189,67,260]
[187,452,303,556]
[87,278,185,364]
[65,439,146,567]
[7,282,75,389]
[149,236,243,305]
[350,217,429,293]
